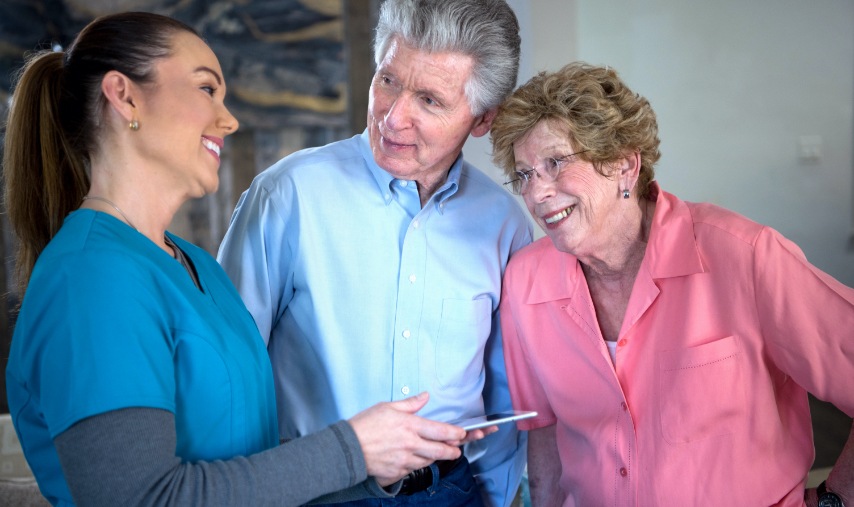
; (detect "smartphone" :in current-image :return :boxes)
[450,410,537,431]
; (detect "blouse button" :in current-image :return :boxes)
[619,467,628,477]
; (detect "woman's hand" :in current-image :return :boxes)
[348,392,467,486]
[809,422,854,507]
[804,487,818,507]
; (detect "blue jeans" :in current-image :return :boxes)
[312,457,484,506]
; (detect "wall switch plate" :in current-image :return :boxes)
[798,135,823,164]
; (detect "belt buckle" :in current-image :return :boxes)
[399,457,462,496]
[399,465,433,495]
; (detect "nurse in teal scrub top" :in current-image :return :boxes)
[3,11,483,507]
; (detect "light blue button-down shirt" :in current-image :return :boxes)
[218,130,532,506]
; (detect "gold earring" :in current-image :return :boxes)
[129,119,139,131]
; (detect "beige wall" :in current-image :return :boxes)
[467,0,854,286]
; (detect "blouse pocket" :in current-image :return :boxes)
[435,297,491,388]
[657,335,746,444]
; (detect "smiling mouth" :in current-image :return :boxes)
[544,205,574,224]
[381,134,414,150]
[202,138,221,157]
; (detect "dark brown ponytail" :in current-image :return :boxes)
[2,12,198,296]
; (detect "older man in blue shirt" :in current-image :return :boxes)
[218,1,531,505]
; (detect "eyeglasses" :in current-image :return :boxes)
[503,150,588,195]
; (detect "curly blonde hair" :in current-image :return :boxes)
[491,62,661,197]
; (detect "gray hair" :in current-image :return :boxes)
[373,0,521,117]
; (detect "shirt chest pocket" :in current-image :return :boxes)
[657,335,746,444]
[435,297,492,388]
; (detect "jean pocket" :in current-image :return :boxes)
[657,335,746,444]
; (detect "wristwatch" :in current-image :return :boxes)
[818,481,845,507]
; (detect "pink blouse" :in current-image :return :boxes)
[500,184,854,506]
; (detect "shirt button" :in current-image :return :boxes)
[409,274,417,283]
[439,202,445,209]
[400,180,409,187]
[621,402,628,411]
[402,329,411,339]
[412,220,420,229]
[618,339,628,347]
[401,386,410,395]
[384,193,391,200]
[619,467,628,477]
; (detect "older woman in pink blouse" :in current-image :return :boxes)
[490,62,854,507]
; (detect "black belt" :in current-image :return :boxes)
[399,456,463,495]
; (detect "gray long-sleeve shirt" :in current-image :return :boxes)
[54,407,395,506]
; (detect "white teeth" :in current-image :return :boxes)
[202,138,220,156]
[544,206,573,224]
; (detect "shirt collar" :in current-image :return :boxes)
[644,181,706,279]
[525,242,583,304]
[358,129,462,213]
[525,181,705,304]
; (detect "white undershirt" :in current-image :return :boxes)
[605,340,618,367]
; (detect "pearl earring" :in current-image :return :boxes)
[622,189,630,199]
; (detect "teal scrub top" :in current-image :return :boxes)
[6,210,279,505]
